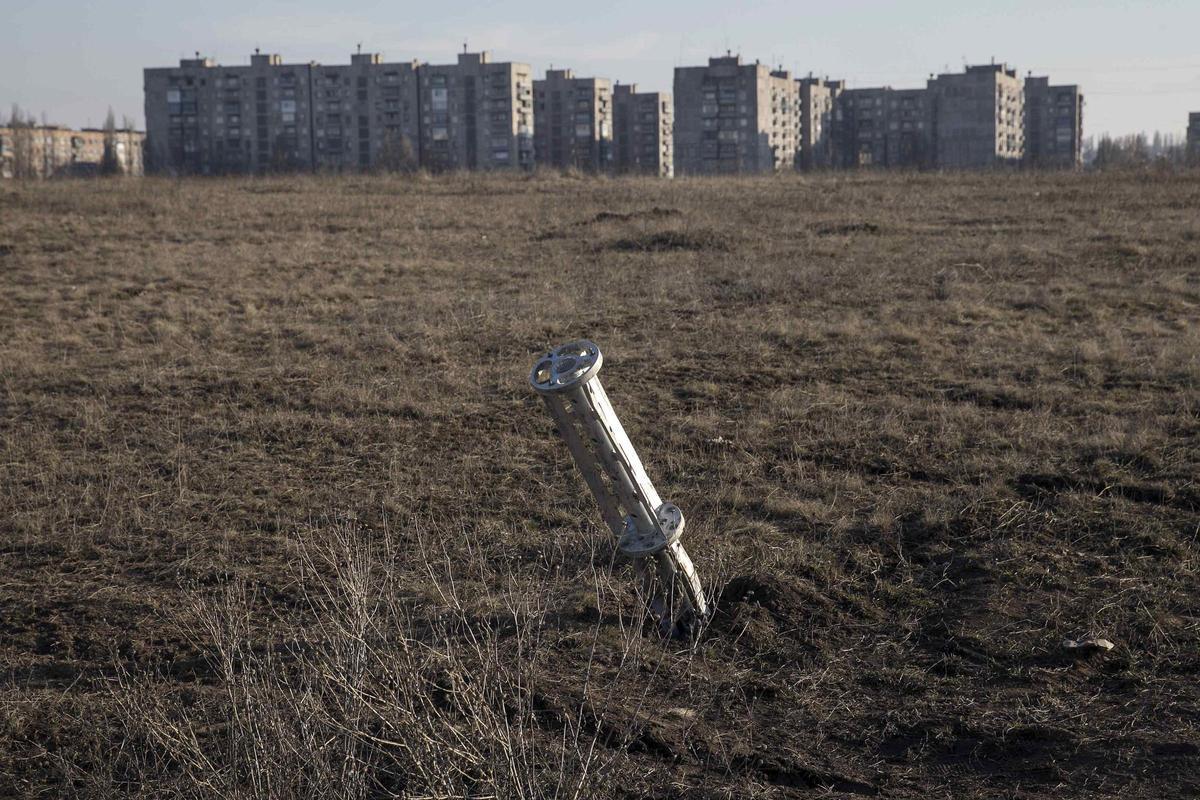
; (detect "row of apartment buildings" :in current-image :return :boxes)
[0,125,144,179]
[679,58,1083,174]
[142,49,1080,176]
[144,49,670,177]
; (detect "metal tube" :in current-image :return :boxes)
[530,340,709,636]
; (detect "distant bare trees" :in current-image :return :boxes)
[1089,131,1190,170]
[100,107,121,176]
[6,104,37,179]
[377,129,417,173]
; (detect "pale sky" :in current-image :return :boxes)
[3,0,1198,138]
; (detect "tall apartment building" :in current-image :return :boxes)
[831,86,932,168]
[612,84,673,177]
[673,55,798,175]
[797,76,842,170]
[533,69,612,172]
[1187,112,1200,166]
[927,63,1024,169]
[1,125,144,179]
[145,52,319,174]
[418,51,534,172]
[145,49,529,174]
[1024,77,1083,169]
[884,89,935,167]
[308,54,421,172]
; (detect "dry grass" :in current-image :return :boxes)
[1,170,1199,798]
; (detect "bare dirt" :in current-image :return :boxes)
[1,170,1198,798]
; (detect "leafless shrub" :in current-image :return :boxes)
[100,519,658,799]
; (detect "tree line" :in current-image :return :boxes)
[1083,131,1197,169]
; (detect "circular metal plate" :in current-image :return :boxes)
[617,503,685,557]
[529,340,603,394]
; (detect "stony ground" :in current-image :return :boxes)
[1,170,1198,798]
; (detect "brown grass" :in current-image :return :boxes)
[1,170,1199,798]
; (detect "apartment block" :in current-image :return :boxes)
[309,53,421,172]
[533,69,612,172]
[419,51,534,172]
[145,51,423,175]
[612,84,673,177]
[1187,112,1200,166]
[673,55,799,175]
[797,76,842,170]
[927,63,1024,169]
[1024,77,1083,169]
[831,86,932,168]
[0,125,143,179]
[146,53,312,174]
[145,49,531,175]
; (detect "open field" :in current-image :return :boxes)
[1,170,1199,798]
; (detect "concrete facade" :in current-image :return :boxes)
[309,54,421,172]
[797,77,842,170]
[612,84,673,177]
[1188,113,1200,166]
[1024,77,1083,169]
[832,86,932,169]
[533,69,612,172]
[0,125,144,179]
[140,50,1084,176]
[418,52,534,172]
[144,50,529,174]
[145,53,322,174]
[927,63,1024,169]
[673,55,798,175]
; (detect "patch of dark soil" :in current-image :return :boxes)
[1152,741,1200,758]
[1014,472,1191,510]
[531,688,684,761]
[710,573,873,657]
[718,574,822,619]
[239,184,303,195]
[816,221,880,236]
[942,383,1034,411]
[0,243,13,257]
[589,207,681,224]
[927,720,1141,790]
[606,229,731,252]
[728,753,878,794]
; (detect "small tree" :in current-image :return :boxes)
[101,107,122,176]
[7,104,37,179]
[378,129,417,173]
[270,133,301,173]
